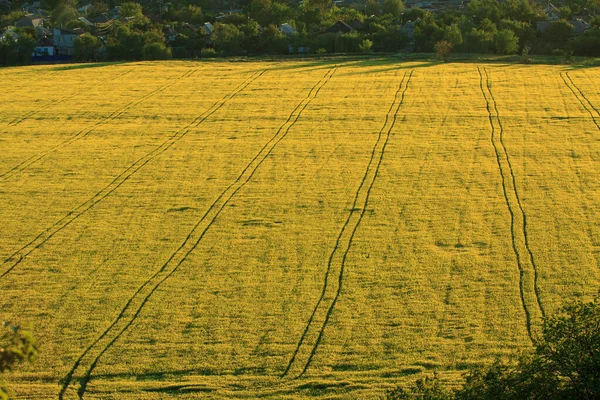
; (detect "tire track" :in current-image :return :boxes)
[0,70,265,280]
[58,67,336,400]
[0,68,196,182]
[3,69,137,128]
[281,70,413,380]
[560,71,600,131]
[478,67,545,341]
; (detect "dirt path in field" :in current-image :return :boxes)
[58,67,337,400]
[281,69,413,380]
[560,72,600,131]
[0,68,195,182]
[478,67,545,342]
[0,69,262,279]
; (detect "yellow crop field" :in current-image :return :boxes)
[0,60,599,399]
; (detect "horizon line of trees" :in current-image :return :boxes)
[1,0,600,66]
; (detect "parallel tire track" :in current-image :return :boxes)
[58,68,336,400]
[560,71,600,131]
[0,68,196,182]
[3,68,136,128]
[478,67,545,341]
[281,70,413,380]
[0,70,265,280]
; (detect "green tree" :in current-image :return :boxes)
[494,28,518,53]
[382,0,404,17]
[0,323,38,399]
[0,33,18,66]
[51,0,79,25]
[16,32,35,64]
[73,32,101,61]
[213,23,245,54]
[365,0,380,15]
[543,19,574,50]
[444,24,463,46]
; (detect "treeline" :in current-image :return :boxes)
[1,0,600,66]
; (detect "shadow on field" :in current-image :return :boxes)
[52,61,133,71]
[92,368,213,381]
[264,57,442,73]
[144,384,218,393]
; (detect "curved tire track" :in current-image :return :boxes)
[282,70,413,380]
[478,67,545,341]
[560,71,600,131]
[0,70,265,280]
[0,68,196,182]
[58,67,337,399]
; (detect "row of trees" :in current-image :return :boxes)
[1,0,600,65]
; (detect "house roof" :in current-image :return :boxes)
[570,19,590,34]
[202,22,214,34]
[37,36,53,46]
[53,27,82,35]
[326,21,354,34]
[89,13,113,24]
[1,29,20,41]
[279,23,297,35]
[35,25,52,37]
[16,14,43,28]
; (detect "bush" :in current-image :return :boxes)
[142,42,172,60]
[359,38,373,52]
[200,47,217,57]
[434,40,453,61]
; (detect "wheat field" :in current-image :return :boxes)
[0,60,599,399]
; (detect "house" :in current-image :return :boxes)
[78,16,95,28]
[201,22,214,35]
[279,23,297,36]
[0,0,12,13]
[78,3,93,15]
[34,36,54,56]
[91,13,113,24]
[543,3,560,21]
[163,25,177,43]
[15,14,44,28]
[35,25,52,38]
[570,19,590,35]
[349,19,364,31]
[0,29,19,42]
[401,20,415,38]
[326,21,354,34]
[53,27,82,56]
[536,19,590,35]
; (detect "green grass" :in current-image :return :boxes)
[0,60,599,399]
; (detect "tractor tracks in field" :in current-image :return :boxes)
[0,70,265,280]
[0,68,197,182]
[281,70,413,380]
[58,67,337,400]
[478,67,545,341]
[2,68,137,129]
[560,72,600,271]
[560,71,600,131]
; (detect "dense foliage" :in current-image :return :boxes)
[0,0,599,64]
[0,323,37,399]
